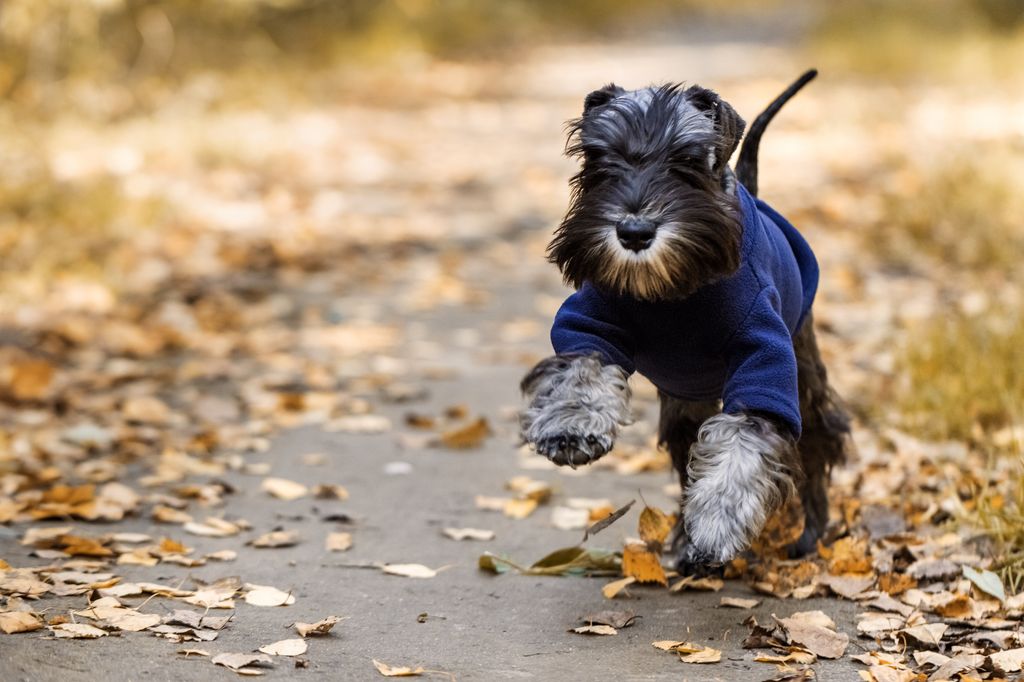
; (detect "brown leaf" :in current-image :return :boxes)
[212,653,274,671]
[435,417,490,449]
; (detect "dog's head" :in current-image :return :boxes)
[548,83,746,300]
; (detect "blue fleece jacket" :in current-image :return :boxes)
[550,183,818,438]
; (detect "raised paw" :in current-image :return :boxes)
[535,432,612,468]
[672,538,726,578]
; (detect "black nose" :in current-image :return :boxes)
[616,217,656,252]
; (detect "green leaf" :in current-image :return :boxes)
[963,565,1006,602]
[478,552,519,574]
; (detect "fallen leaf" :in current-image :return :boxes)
[901,622,947,648]
[293,616,342,637]
[504,498,538,519]
[989,647,1024,673]
[184,518,242,538]
[261,478,308,501]
[720,597,761,609]
[373,659,424,677]
[249,530,300,548]
[212,652,274,672]
[244,585,295,607]
[570,624,617,636]
[774,613,849,659]
[963,566,1006,602]
[580,610,637,629]
[379,564,440,579]
[551,506,590,531]
[602,576,637,599]
[442,528,494,541]
[258,638,308,656]
[326,532,353,551]
[0,611,43,634]
[50,623,108,639]
[622,542,667,586]
[679,646,722,664]
[312,484,349,500]
[435,417,490,449]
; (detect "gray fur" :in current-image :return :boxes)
[677,413,797,565]
[520,353,632,467]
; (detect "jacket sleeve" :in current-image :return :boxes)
[550,284,636,374]
[720,286,801,437]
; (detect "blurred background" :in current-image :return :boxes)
[2,0,1024,570]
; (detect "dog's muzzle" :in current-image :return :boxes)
[616,216,656,252]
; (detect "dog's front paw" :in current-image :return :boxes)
[534,431,613,467]
[520,354,631,468]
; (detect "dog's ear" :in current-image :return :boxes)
[583,84,624,114]
[685,85,746,175]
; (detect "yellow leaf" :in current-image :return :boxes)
[602,576,637,599]
[638,506,673,551]
[622,542,667,586]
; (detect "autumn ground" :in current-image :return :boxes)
[2,10,1024,682]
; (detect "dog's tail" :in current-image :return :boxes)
[735,69,818,197]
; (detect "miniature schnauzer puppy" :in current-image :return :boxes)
[520,71,850,571]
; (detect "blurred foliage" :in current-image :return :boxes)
[813,0,1024,79]
[0,0,770,111]
[867,148,1024,273]
[896,308,1024,444]
[0,161,163,291]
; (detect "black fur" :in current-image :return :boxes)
[547,84,743,300]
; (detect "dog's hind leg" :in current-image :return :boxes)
[791,311,851,556]
[657,393,719,568]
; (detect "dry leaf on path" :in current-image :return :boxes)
[326,532,353,551]
[720,597,761,609]
[963,565,1006,602]
[774,613,849,659]
[0,611,43,634]
[435,417,490,449]
[570,624,618,636]
[373,659,424,677]
[652,641,721,663]
[249,530,300,548]
[293,616,342,637]
[379,563,442,579]
[989,647,1024,673]
[261,478,308,501]
[212,652,273,673]
[50,623,108,639]
[622,542,667,586]
[579,610,637,629]
[244,585,295,607]
[551,506,590,530]
[442,528,494,541]
[258,638,308,656]
[602,576,637,599]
